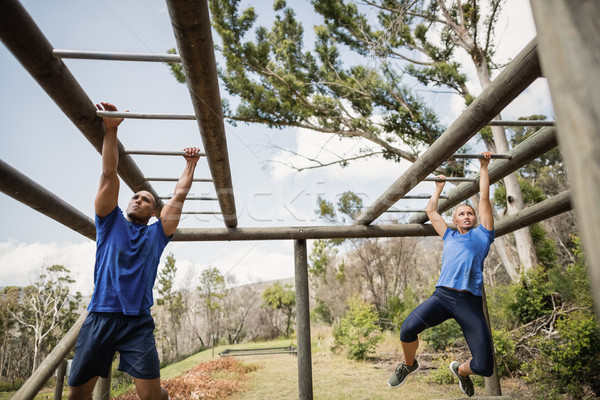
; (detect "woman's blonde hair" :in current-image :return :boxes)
[452,204,477,222]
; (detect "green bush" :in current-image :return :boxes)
[492,328,520,377]
[427,353,455,385]
[0,379,24,392]
[546,310,600,393]
[422,319,463,351]
[520,237,600,398]
[427,353,484,388]
[510,267,553,324]
[332,296,383,360]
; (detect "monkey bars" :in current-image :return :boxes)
[3,0,599,399]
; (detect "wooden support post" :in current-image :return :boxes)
[53,359,67,400]
[481,286,501,396]
[93,375,111,400]
[530,0,600,322]
[294,240,313,400]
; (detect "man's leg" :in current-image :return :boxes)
[68,376,99,400]
[134,377,168,400]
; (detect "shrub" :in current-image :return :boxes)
[332,296,383,360]
[427,353,456,385]
[422,319,463,351]
[492,328,520,377]
[510,267,553,324]
[0,378,24,392]
[427,352,484,388]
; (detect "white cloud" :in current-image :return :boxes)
[0,240,96,295]
[0,240,297,296]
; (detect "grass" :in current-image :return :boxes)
[228,328,469,400]
[6,327,523,399]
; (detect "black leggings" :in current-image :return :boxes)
[400,286,494,377]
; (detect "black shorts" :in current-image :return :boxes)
[68,312,160,386]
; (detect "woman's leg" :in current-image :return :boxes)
[454,294,494,377]
[400,289,453,364]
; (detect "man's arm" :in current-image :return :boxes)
[478,151,494,231]
[160,147,201,237]
[426,175,449,237]
[94,102,125,217]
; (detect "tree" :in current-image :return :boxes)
[221,276,261,345]
[0,286,27,381]
[312,0,538,272]
[168,0,467,175]
[155,253,185,359]
[198,267,227,346]
[262,282,296,338]
[169,0,540,276]
[10,265,76,372]
[312,192,421,324]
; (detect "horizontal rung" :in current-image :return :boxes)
[402,195,448,199]
[97,111,195,120]
[145,177,213,183]
[423,177,476,182]
[384,209,426,213]
[181,211,222,215]
[448,153,511,159]
[125,150,206,157]
[159,196,218,201]
[54,49,181,63]
[487,120,554,127]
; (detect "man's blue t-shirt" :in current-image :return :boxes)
[88,206,171,315]
[436,225,495,296]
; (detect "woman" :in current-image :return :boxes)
[388,152,495,397]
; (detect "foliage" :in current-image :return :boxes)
[198,267,227,345]
[332,296,383,360]
[509,116,566,194]
[166,0,468,171]
[492,328,520,377]
[155,253,185,361]
[511,236,600,398]
[10,264,79,372]
[262,282,296,338]
[311,298,333,325]
[522,309,600,398]
[421,319,463,351]
[549,235,592,307]
[308,239,337,279]
[427,351,486,388]
[509,267,553,325]
[0,379,24,392]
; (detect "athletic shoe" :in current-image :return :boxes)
[449,361,474,397]
[388,360,420,388]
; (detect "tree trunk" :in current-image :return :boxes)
[475,61,539,274]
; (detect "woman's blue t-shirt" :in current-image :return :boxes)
[88,206,171,315]
[436,225,494,296]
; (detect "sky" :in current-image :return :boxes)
[0,0,553,295]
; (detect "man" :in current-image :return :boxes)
[68,102,200,400]
[388,152,495,397]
